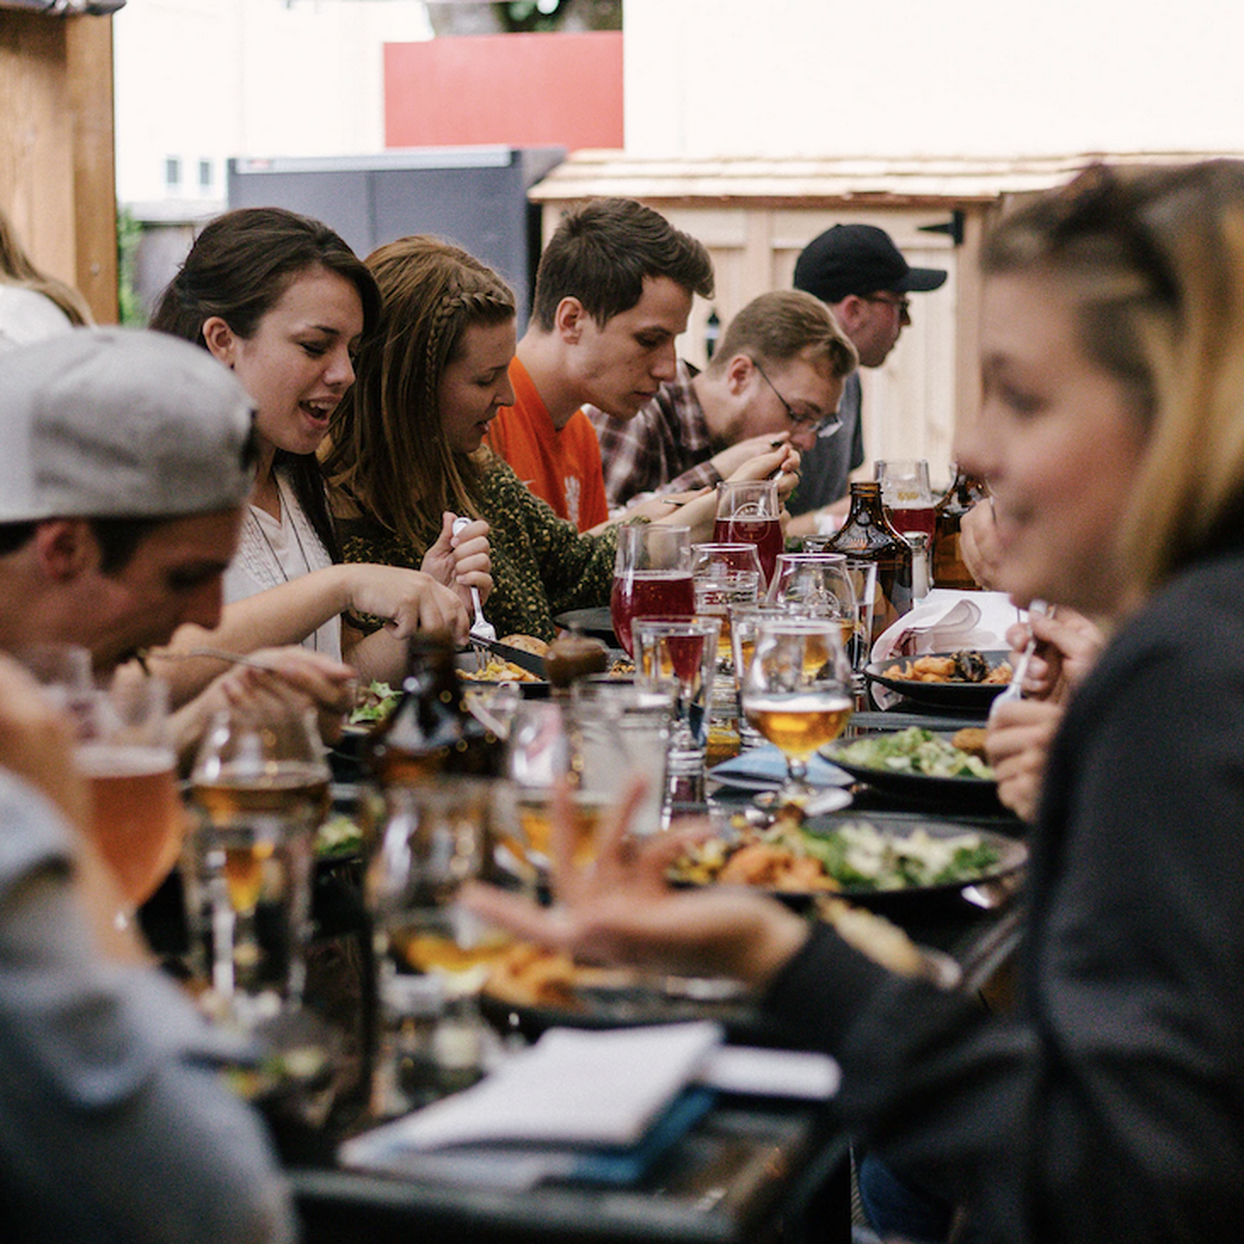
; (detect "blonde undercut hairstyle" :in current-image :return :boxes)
[706,290,857,379]
[323,235,516,549]
[983,159,1244,594]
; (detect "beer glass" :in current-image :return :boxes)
[366,778,511,1114]
[875,459,935,541]
[187,696,330,1016]
[633,617,719,805]
[73,676,182,911]
[740,616,853,804]
[713,479,783,590]
[610,524,694,657]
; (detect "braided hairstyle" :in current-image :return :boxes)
[150,207,380,560]
[323,236,516,549]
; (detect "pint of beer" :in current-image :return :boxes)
[74,678,181,907]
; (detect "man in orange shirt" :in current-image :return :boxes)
[487,198,715,531]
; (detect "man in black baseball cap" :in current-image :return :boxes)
[787,224,947,530]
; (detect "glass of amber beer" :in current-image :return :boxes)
[73,675,182,912]
[366,778,513,1112]
[187,695,330,1016]
[740,616,854,805]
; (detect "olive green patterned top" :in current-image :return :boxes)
[336,456,618,644]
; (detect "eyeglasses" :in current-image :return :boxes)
[862,294,912,325]
[752,361,841,436]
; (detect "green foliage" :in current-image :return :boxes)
[116,206,144,326]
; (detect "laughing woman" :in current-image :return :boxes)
[148,209,488,696]
[465,160,1244,1243]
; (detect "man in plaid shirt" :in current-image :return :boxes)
[588,291,856,515]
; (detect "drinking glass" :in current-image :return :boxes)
[610,524,694,657]
[366,778,512,1114]
[691,541,765,579]
[187,696,330,1018]
[713,479,783,591]
[740,616,853,804]
[570,677,675,838]
[841,558,879,689]
[16,641,94,714]
[73,675,182,912]
[729,602,791,750]
[633,617,719,805]
[768,552,858,651]
[875,459,935,541]
[692,542,763,666]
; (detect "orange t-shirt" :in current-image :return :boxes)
[486,357,610,532]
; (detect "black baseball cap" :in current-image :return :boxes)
[793,224,947,303]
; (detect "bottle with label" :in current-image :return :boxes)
[367,632,504,787]
[825,481,914,647]
[932,466,990,589]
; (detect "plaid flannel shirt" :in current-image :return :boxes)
[586,360,722,514]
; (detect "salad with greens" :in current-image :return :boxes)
[802,821,1002,891]
[348,679,400,727]
[671,816,1005,893]
[831,727,994,780]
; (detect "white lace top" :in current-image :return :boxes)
[223,470,342,661]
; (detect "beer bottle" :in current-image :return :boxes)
[367,632,504,787]
[932,465,989,589]
[826,481,914,646]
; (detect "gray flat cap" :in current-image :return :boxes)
[0,327,256,522]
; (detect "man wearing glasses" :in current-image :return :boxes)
[785,223,947,534]
[589,290,855,514]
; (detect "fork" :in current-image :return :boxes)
[451,516,496,658]
[990,599,1050,713]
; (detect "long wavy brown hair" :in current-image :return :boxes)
[322,236,516,548]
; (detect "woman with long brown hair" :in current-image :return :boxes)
[324,235,742,642]
[149,208,483,694]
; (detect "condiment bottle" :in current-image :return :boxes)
[932,465,989,589]
[367,632,503,787]
[825,481,914,646]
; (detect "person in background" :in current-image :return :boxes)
[0,329,295,1244]
[148,207,481,704]
[467,159,1244,1243]
[588,290,852,514]
[786,223,946,535]
[323,235,766,644]
[0,207,92,351]
[487,197,715,532]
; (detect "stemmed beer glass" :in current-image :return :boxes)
[740,616,853,805]
[188,695,330,1016]
[713,479,783,591]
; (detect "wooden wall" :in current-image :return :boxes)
[1,10,117,324]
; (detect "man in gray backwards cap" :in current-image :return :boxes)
[0,329,295,1244]
[0,327,256,668]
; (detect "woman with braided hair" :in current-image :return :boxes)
[323,235,729,643]
[148,208,485,700]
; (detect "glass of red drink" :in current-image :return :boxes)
[610,524,694,657]
[712,480,783,590]
[875,459,936,541]
[632,617,721,774]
